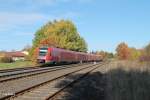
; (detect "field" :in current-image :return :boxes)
[0,61,35,70]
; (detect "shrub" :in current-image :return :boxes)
[0,56,13,63]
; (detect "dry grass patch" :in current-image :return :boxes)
[106,60,150,100]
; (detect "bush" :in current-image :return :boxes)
[0,56,13,63]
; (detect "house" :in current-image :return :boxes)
[2,51,29,61]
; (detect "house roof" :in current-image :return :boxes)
[5,51,26,57]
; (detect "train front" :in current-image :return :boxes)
[37,47,51,63]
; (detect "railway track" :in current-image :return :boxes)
[50,62,107,100]
[0,63,83,74]
[0,63,88,83]
[46,63,105,100]
[0,66,40,73]
[0,62,107,100]
[0,63,101,99]
[0,63,84,77]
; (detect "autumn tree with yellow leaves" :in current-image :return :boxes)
[116,42,142,60]
[30,20,87,62]
[116,42,131,60]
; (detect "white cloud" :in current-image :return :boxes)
[0,11,80,35]
[0,12,46,25]
[0,0,55,6]
[0,11,79,25]
[0,0,94,7]
[14,31,34,36]
[0,0,86,50]
[0,12,49,33]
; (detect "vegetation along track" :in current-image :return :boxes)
[0,62,105,99]
[1,61,108,100]
[0,63,88,83]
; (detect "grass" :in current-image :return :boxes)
[0,61,35,70]
[106,60,150,100]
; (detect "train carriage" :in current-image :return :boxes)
[37,47,102,64]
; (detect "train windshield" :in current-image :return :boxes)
[39,48,48,56]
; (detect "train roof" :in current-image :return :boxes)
[39,46,100,56]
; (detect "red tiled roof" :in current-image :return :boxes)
[5,52,26,57]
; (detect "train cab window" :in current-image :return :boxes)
[39,48,48,56]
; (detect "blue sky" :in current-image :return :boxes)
[0,0,150,52]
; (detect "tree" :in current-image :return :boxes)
[139,43,150,62]
[129,48,141,60]
[144,43,150,55]
[96,51,114,59]
[30,20,87,62]
[116,42,131,60]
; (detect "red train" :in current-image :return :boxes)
[37,47,102,63]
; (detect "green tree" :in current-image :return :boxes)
[30,20,87,62]
[96,51,114,59]
[129,48,141,60]
[144,43,150,55]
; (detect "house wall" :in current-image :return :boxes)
[12,57,25,61]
